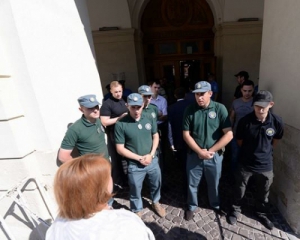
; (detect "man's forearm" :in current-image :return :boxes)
[151,133,159,156]
[116,145,142,162]
[183,131,202,154]
[209,130,233,152]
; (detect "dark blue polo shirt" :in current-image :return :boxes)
[236,111,284,172]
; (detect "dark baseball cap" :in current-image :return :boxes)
[253,90,273,107]
[234,71,249,79]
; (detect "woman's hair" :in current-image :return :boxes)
[54,154,113,219]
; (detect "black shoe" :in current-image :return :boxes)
[258,215,274,230]
[213,208,226,216]
[185,210,194,221]
[228,215,237,225]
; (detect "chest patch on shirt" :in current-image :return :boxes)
[266,128,275,136]
[97,127,101,133]
[208,111,217,119]
[101,125,105,133]
[145,123,152,130]
[138,124,142,130]
[151,112,156,119]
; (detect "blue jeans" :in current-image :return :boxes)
[127,157,161,212]
[186,151,223,211]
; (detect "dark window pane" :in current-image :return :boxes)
[159,43,177,54]
[147,44,155,54]
[203,40,211,52]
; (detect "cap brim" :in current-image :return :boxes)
[253,101,270,107]
[81,102,100,108]
[192,89,209,93]
[127,102,143,106]
[141,92,153,95]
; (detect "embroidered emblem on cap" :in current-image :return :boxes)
[138,124,142,129]
[266,128,275,136]
[208,111,216,119]
[133,97,138,102]
[145,123,152,130]
[151,112,156,119]
[90,97,95,102]
[196,83,202,89]
[145,87,150,92]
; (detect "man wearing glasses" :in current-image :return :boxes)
[58,94,108,163]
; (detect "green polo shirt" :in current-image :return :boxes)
[61,115,109,159]
[114,113,157,156]
[183,101,231,149]
[143,103,159,122]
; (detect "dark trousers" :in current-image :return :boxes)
[107,130,127,186]
[232,165,273,217]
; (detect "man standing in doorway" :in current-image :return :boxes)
[149,80,168,170]
[230,80,255,172]
[233,71,249,99]
[183,81,233,220]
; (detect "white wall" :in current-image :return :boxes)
[86,0,131,30]
[223,0,264,22]
[0,0,103,153]
[260,0,300,233]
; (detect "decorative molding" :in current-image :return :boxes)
[92,28,136,44]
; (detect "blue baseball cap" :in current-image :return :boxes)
[138,85,153,95]
[77,94,100,108]
[127,93,143,106]
[192,81,211,93]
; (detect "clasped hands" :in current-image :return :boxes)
[197,149,215,160]
[138,154,152,166]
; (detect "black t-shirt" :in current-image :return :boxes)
[236,111,284,172]
[100,97,128,134]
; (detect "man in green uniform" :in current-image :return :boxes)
[114,93,165,218]
[183,81,233,220]
[58,94,108,163]
[138,85,159,122]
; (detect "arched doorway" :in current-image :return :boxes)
[141,0,215,90]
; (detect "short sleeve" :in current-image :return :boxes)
[114,122,125,144]
[182,106,193,131]
[100,101,112,117]
[60,128,78,150]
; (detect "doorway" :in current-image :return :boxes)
[142,0,215,91]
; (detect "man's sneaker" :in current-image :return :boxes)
[152,203,166,217]
[258,215,274,230]
[135,211,143,218]
[228,211,238,225]
[184,210,194,221]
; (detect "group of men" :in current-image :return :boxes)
[58,72,283,230]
